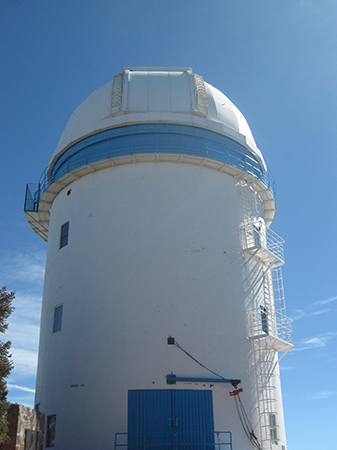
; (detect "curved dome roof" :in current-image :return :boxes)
[50,67,265,168]
[25,67,276,242]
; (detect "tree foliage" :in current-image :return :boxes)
[0,287,14,445]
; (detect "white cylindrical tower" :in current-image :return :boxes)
[25,67,293,450]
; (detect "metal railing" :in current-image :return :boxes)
[242,222,284,265]
[275,310,294,345]
[24,124,275,213]
[24,183,39,212]
[247,307,293,347]
[115,431,232,450]
[265,228,285,263]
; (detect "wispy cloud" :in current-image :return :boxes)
[7,322,40,352]
[9,292,42,326]
[302,336,329,347]
[292,294,337,320]
[7,384,35,393]
[313,295,337,307]
[311,391,336,400]
[310,309,332,316]
[10,348,38,376]
[292,307,332,320]
[292,309,305,320]
[293,332,337,351]
[0,250,44,405]
[5,293,41,378]
[7,347,38,407]
[279,365,295,371]
[0,252,45,287]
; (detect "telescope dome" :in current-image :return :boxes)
[50,67,264,168]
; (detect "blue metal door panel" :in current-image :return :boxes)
[128,390,214,450]
[172,390,214,450]
[128,390,172,449]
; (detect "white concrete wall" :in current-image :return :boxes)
[35,162,286,450]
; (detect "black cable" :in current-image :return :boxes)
[238,396,254,438]
[234,394,262,450]
[234,395,252,444]
[172,340,262,448]
[174,340,225,380]
[238,395,261,449]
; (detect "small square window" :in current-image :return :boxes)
[53,305,63,333]
[60,222,69,248]
[46,414,56,447]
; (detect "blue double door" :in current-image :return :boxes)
[128,389,215,450]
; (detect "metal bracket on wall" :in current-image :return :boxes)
[166,374,241,387]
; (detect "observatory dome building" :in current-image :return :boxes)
[25,67,293,450]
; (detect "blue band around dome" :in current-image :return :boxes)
[26,124,274,213]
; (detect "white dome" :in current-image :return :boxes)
[25,67,276,242]
[50,67,265,167]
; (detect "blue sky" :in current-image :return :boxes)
[1,1,337,449]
